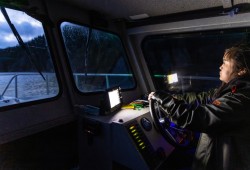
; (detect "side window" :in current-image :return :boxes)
[60,22,135,93]
[0,7,59,107]
[142,30,249,93]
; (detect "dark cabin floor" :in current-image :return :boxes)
[0,122,79,170]
[159,147,195,170]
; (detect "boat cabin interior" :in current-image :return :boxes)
[0,0,250,169]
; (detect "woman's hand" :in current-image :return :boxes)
[148,92,155,100]
[148,91,173,105]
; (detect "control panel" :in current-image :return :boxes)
[126,119,163,169]
[79,107,175,170]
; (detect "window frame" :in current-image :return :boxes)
[0,6,62,110]
[58,20,137,94]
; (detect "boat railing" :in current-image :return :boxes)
[0,72,218,101]
[73,73,133,89]
[0,73,51,99]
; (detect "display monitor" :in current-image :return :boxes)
[107,87,122,113]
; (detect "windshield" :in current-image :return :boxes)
[60,22,135,93]
[142,29,250,93]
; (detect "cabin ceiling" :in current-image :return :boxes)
[55,0,250,21]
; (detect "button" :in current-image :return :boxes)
[140,117,152,131]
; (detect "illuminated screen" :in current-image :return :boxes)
[167,73,178,84]
[108,89,121,109]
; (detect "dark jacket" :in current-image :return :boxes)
[157,77,250,170]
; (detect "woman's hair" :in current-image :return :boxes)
[224,43,250,76]
[213,43,250,99]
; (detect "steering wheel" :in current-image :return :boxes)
[149,99,195,148]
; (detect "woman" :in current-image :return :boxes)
[149,44,250,170]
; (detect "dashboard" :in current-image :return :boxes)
[78,107,175,169]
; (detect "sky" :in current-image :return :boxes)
[0,8,44,49]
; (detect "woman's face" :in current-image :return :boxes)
[219,55,237,83]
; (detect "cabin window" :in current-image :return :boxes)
[142,29,250,93]
[60,22,135,93]
[0,7,59,107]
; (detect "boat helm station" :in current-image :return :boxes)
[77,86,196,169]
[0,0,250,169]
